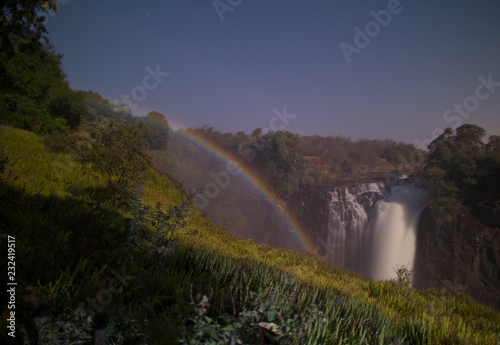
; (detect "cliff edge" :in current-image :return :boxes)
[414,207,500,310]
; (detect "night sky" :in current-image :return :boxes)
[46,0,500,146]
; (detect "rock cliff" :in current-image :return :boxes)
[414,208,500,310]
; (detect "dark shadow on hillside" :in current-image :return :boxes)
[0,182,130,284]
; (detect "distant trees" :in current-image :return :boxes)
[296,135,423,180]
[254,131,309,192]
[185,127,309,192]
[419,124,500,226]
[137,111,170,151]
[78,92,171,152]
[181,126,428,192]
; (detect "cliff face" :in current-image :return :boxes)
[283,182,388,273]
[414,208,500,310]
[286,184,500,311]
[282,186,330,252]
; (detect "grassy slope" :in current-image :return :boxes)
[1,125,499,344]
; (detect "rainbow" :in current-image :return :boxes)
[159,117,319,255]
[123,106,319,255]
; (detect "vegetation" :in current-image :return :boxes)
[183,126,310,192]
[1,1,85,133]
[1,125,500,344]
[1,3,499,342]
[297,135,425,182]
[394,265,413,288]
[71,120,152,205]
[178,126,425,195]
[418,124,500,226]
[0,0,58,54]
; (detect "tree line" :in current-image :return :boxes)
[418,124,500,227]
[183,126,426,192]
[3,0,497,228]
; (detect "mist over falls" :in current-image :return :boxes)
[166,132,304,250]
[167,132,429,283]
[369,184,428,281]
[167,133,500,309]
[322,182,427,282]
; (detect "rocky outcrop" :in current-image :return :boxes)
[281,185,331,251]
[414,208,500,310]
[287,184,500,311]
[283,182,389,272]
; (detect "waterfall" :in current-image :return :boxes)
[368,184,427,282]
[325,181,426,282]
[326,182,387,271]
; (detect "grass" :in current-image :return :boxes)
[1,125,499,344]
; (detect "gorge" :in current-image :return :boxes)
[285,179,427,282]
[284,179,500,310]
[167,133,500,311]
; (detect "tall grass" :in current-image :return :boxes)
[1,125,499,344]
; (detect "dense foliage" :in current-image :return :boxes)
[1,5,499,342]
[419,124,500,226]
[181,126,426,193]
[72,120,153,205]
[0,0,58,54]
[78,90,171,152]
[184,126,310,192]
[1,126,500,344]
[297,135,425,181]
[1,0,85,132]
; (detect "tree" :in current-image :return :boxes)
[486,135,500,152]
[136,111,170,150]
[76,121,152,202]
[420,124,499,226]
[1,0,58,55]
[0,48,85,131]
[79,90,134,124]
[146,111,168,125]
[0,1,86,132]
[46,83,86,129]
[251,127,262,137]
[455,124,486,148]
[255,131,309,192]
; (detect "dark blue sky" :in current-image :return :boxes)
[46,0,500,145]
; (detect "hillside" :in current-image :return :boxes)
[1,125,500,344]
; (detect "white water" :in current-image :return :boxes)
[368,184,427,282]
[327,182,387,270]
[324,182,427,283]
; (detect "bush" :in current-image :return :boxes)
[72,120,152,204]
[394,265,412,287]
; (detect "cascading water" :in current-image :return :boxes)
[368,183,427,282]
[325,180,427,283]
[326,182,388,271]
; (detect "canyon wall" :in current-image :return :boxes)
[414,208,500,310]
